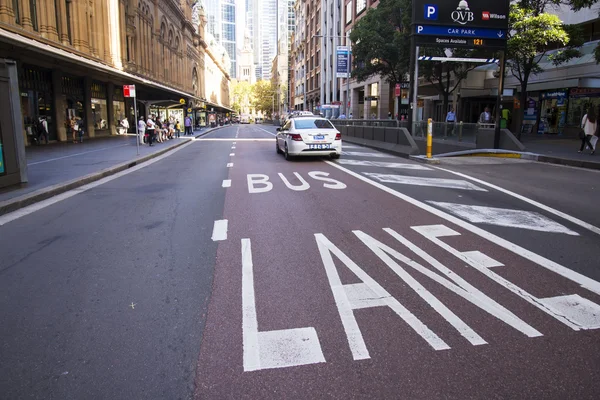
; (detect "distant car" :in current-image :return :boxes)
[240,115,250,124]
[276,117,342,160]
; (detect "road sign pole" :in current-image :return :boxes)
[134,98,139,156]
[412,46,420,134]
[493,50,506,149]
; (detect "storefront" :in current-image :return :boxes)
[62,75,85,135]
[113,87,127,134]
[91,81,110,135]
[537,89,568,134]
[18,65,56,144]
[566,88,600,128]
[194,110,207,128]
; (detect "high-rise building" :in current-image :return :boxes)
[248,0,278,81]
[205,0,238,78]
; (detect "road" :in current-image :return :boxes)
[1,123,600,399]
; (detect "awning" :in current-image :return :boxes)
[203,100,235,113]
[0,27,202,102]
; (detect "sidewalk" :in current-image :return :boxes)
[0,127,219,215]
[519,135,600,170]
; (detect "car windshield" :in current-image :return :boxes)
[294,119,335,129]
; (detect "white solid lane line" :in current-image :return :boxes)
[256,126,277,136]
[433,166,600,237]
[325,160,600,298]
[338,159,432,170]
[211,219,228,241]
[196,138,274,141]
[0,140,196,227]
[222,179,232,188]
[342,151,392,158]
[363,173,487,191]
[428,202,579,236]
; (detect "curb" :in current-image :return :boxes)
[0,138,193,217]
[409,155,441,165]
[433,148,600,171]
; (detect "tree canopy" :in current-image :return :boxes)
[252,80,276,117]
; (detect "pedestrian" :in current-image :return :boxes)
[446,107,456,136]
[78,119,85,143]
[120,117,130,135]
[146,115,156,146]
[184,115,192,135]
[37,117,49,144]
[579,107,598,155]
[138,116,146,143]
[175,120,181,138]
[70,116,78,143]
[388,112,392,120]
[349,112,353,119]
[479,107,492,124]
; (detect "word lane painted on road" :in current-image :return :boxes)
[242,225,600,372]
[246,171,347,194]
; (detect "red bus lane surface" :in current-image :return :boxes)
[194,142,600,399]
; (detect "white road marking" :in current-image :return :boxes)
[354,230,487,346]
[340,144,361,149]
[315,233,450,359]
[230,153,235,156]
[227,163,234,167]
[364,173,487,191]
[428,202,579,236]
[434,166,600,237]
[307,171,347,189]
[337,159,432,170]
[233,141,236,144]
[0,140,196,226]
[278,173,310,191]
[413,224,599,331]
[211,219,228,241]
[28,144,130,165]
[461,251,505,268]
[222,179,231,188]
[539,295,600,329]
[379,228,541,338]
[247,174,273,193]
[242,239,325,371]
[325,161,600,299]
[342,151,392,158]
[232,146,236,149]
[256,126,277,136]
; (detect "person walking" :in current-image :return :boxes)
[70,116,78,143]
[138,116,146,144]
[184,115,192,135]
[579,107,598,155]
[479,107,492,124]
[37,117,49,144]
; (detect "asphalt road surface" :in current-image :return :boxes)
[1,123,600,400]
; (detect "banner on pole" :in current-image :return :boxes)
[336,46,350,78]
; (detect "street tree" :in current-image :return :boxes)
[349,0,411,87]
[231,80,253,114]
[252,80,276,117]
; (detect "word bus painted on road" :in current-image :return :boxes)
[246,171,347,193]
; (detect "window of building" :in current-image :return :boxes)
[356,0,366,15]
[91,82,108,130]
[13,0,20,24]
[65,0,72,44]
[30,0,38,31]
[346,2,352,25]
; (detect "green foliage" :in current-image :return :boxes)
[349,0,411,85]
[252,80,276,117]
[506,4,570,84]
[231,80,253,113]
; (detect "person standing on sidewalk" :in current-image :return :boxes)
[579,108,598,155]
[184,115,192,136]
[175,120,181,138]
[446,107,456,136]
[146,115,156,146]
[138,116,146,144]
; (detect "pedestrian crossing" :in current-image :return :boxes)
[335,146,579,236]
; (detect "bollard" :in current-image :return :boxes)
[427,118,433,158]
[458,121,463,142]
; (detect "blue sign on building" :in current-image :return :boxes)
[424,4,438,20]
[415,25,506,39]
[336,46,350,78]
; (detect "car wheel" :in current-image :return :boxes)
[284,144,292,160]
[276,140,283,154]
[331,153,340,159]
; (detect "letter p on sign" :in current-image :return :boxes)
[424,4,437,20]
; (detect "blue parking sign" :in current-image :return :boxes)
[424,4,438,20]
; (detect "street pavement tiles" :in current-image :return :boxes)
[338,159,432,170]
[428,202,579,235]
[363,173,487,191]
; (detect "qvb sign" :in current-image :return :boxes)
[336,46,350,79]
[414,0,509,30]
[413,0,509,49]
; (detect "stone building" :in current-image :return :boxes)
[0,0,231,145]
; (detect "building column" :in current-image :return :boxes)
[17,0,34,31]
[54,0,69,45]
[363,84,370,119]
[83,77,95,138]
[0,0,15,24]
[39,0,59,41]
[51,69,67,142]
[107,83,116,135]
[378,81,391,119]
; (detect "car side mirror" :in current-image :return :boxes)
[276,127,281,131]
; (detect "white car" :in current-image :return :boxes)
[276,116,342,160]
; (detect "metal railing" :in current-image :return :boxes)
[411,121,494,144]
[332,119,407,128]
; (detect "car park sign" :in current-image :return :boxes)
[413,0,509,49]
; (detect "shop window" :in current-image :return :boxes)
[91,82,108,130]
[566,89,600,128]
[113,87,126,132]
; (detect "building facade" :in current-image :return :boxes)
[0,0,231,187]
[204,0,237,78]
[291,0,320,112]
